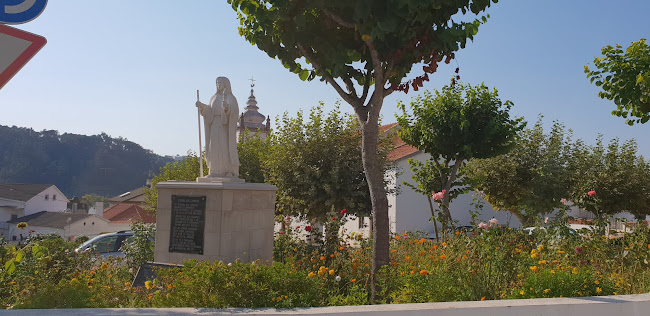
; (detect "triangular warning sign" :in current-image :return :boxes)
[0,24,46,90]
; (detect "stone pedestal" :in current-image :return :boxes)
[154,181,277,265]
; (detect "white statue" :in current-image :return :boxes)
[196,77,241,180]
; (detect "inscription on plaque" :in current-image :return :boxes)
[169,195,206,254]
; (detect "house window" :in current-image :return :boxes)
[44,194,49,200]
[10,214,17,221]
[53,195,57,200]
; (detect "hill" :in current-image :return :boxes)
[0,125,174,197]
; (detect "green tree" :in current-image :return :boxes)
[568,137,650,221]
[229,0,498,295]
[465,119,575,227]
[267,103,390,224]
[397,82,524,230]
[585,39,650,125]
[81,194,109,209]
[237,132,271,184]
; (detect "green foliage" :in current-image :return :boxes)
[4,222,650,308]
[229,0,496,93]
[0,125,173,197]
[82,193,109,209]
[397,82,524,227]
[237,132,271,183]
[568,137,650,219]
[267,103,391,222]
[466,118,575,226]
[120,222,155,273]
[585,39,650,125]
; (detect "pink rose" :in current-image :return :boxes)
[432,190,447,201]
[588,190,596,196]
[560,198,568,204]
[478,222,488,229]
[488,218,499,226]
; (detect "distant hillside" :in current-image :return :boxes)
[0,125,174,198]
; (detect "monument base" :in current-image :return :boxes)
[154,181,277,265]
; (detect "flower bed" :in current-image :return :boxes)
[2,223,650,309]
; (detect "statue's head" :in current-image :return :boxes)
[216,77,232,94]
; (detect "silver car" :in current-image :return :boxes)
[74,231,135,258]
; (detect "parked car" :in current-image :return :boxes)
[74,231,135,258]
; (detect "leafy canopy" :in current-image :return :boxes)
[229,0,497,103]
[585,39,650,125]
[397,81,524,226]
[266,103,391,222]
[465,118,575,226]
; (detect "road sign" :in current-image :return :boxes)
[0,24,46,90]
[0,0,48,24]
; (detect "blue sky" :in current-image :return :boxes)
[1,1,649,157]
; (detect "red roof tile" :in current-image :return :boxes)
[103,203,155,224]
[380,123,420,161]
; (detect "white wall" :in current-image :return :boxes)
[0,199,25,222]
[391,152,521,237]
[67,215,112,239]
[24,186,68,216]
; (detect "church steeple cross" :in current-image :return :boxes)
[249,76,256,88]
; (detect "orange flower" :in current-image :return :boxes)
[481,296,486,301]
[440,254,446,259]
[442,242,447,247]
[320,256,325,260]
[350,279,356,283]
[419,270,428,275]
[530,266,538,273]
[431,245,438,250]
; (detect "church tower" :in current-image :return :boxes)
[237,77,271,141]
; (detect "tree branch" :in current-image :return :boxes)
[297,43,361,107]
[322,9,355,28]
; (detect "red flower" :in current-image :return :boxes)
[278,231,285,235]
[332,217,337,221]
[305,226,312,232]
[340,209,347,215]
[588,190,596,196]
[296,226,300,229]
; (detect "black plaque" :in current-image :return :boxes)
[169,195,206,254]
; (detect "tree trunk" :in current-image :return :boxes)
[426,195,440,240]
[359,108,389,304]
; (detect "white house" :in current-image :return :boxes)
[340,123,521,238]
[6,211,111,242]
[0,184,69,234]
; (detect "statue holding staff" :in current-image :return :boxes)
[195,76,240,179]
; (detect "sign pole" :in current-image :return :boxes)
[197,90,204,178]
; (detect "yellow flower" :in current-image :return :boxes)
[16,222,28,229]
[308,272,316,278]
[557,250,565,254]
[594,280,600,285]
[538,245,544,251]
[531,253,538,259]
[596,287,602,294]
[361,34,372,41]
[538,260,547,265]
[329,269,335,276]
[124,282,131,286]
[100,263,109,270]
[530,266,538,273]
[145,280,153,290]
[572,267,579,274]
[520,290,525,295]
[544,289,551,293]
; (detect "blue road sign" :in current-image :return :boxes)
[0,0,48,24]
